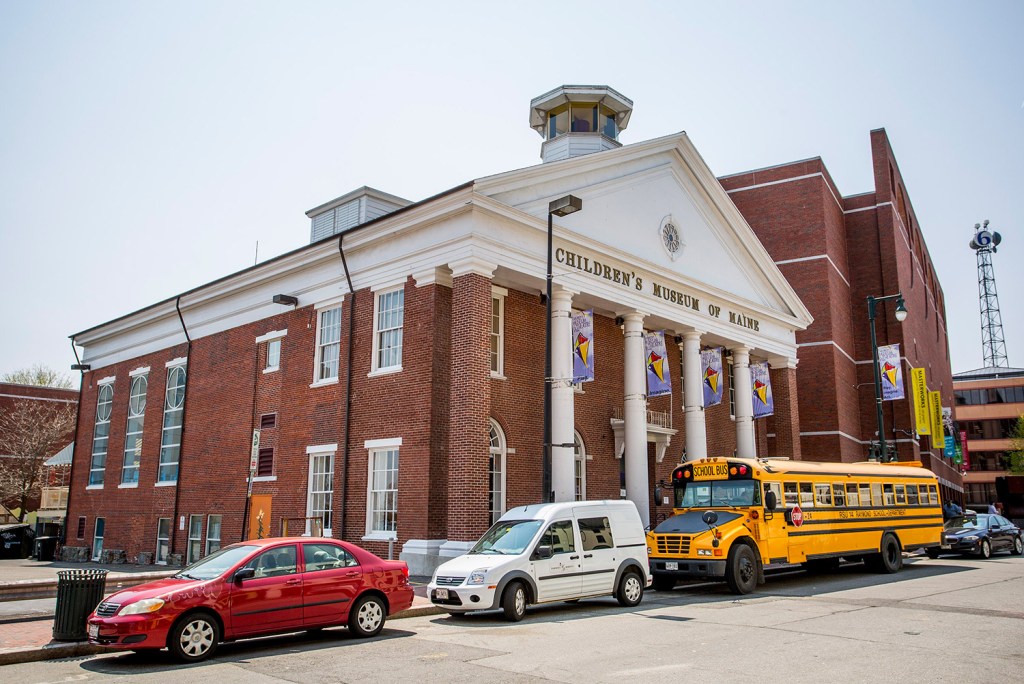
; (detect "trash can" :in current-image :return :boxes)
[34,536,58,562]
[52,569,109,641]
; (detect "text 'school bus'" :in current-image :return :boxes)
[646,457,944,594]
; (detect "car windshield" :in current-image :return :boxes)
[675,480,759,508]
[172,544,259,580]
[947,515,988,530]
[468,519,544,555]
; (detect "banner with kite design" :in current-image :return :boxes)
[701,347,724,407]
[878,343,905,401]
[571,310,595,384]
[750,361,774,419]
[644,331,672,397]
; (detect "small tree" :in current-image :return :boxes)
[0,401,77,521]
[1008,415,1024,475]
[2,364,73,389]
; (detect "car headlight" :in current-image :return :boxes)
[962,535,978,543]
[468,569,489,585]
[118,598,165,615]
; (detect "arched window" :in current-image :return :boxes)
[574,430,587,501]
[488,419,507,523]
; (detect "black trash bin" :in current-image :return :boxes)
[34,536,58,561]
[52,569,109,641]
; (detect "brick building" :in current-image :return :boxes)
[62,86,956,571]
[721,129,963,504]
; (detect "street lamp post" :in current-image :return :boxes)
[543,194,582,502]
[867,292,908,462]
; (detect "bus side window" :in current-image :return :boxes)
[799,482,814,508]
[765,482,782,509]
[814,483,832,507]
[845,483,859,507]
[907,484,919,505]
[895,484,907,505]
[883,484,895,506]
[929,484,939,505]
[832,483,846,507]
[871,483,883,507]
[859,484,871,507]
[784,482,799,506]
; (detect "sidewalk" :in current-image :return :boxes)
[0,558,439,666]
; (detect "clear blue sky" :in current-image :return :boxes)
[1,1,1021,382]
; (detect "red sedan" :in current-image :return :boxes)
[86,537,414,662]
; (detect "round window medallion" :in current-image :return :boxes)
[659,216,683,260]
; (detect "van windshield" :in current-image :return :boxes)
[469,519,544,555]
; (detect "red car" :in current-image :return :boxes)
[86,537,414,662]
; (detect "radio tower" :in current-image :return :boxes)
[969,220,1007,368]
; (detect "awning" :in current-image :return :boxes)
[44,442,74,467]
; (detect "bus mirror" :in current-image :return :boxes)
[702,511,719,526]
[765,491,778,511]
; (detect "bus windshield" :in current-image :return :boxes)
[675,480,760,509]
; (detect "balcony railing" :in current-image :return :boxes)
[612,406,673,428]
[40,487,68,510]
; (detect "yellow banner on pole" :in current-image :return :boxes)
[911,368,930,435]
[929,390,944,449]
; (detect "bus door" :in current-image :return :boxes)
[760,481,792,563]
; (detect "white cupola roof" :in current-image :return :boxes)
[529,85,633,163]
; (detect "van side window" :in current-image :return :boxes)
[578,517,614,551]
[539,520,576,555]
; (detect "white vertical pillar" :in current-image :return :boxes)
[622,311,650,526]
[732,346,755,459]
[551,287,576,502]
[681,330,707,461]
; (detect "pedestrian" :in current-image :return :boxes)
[987,501,998,514]
[943,501,954,520]
[951,501,962,516]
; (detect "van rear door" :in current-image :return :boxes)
[531,519,582,601]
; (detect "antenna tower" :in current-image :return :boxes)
[969,220,1007,368]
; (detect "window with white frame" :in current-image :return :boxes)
[91,518,105,561]
[122,373,148,485]
[186,514,203,564]
[365,439,400,537]
[205,515,222,555]
[488,419,507,523]
[266,338,281,371]
[490,288,506,376]
[157,365,186,483]
[306,446,335,536]
[372,287,404,372]
[155,518,171,564]
[574,431,587,501]
[315,307,342,382]
[89,382,114,486]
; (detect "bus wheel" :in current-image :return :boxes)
[725,544,758,594]
[868,534,902,574]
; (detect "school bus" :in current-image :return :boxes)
[646,456,944,594]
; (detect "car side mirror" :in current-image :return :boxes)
[233,567,256,583]
[765,491,778,511]
[533,545,553,560]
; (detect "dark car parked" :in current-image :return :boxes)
[927,513,1024,559]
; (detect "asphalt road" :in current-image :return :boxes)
[4,555,1022,683]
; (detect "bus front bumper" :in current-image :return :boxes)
[650,558,727,579]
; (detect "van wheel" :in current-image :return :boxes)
[502,581,527,622]
[616,570,644,607]
[725,544,758,594]
[652,575,676,592]
[867,534,902,573]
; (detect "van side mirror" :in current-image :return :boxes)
[765,491,778,511]
[233,567,256,583]
[533,545,553,560]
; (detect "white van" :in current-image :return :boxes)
[427,500,650,621]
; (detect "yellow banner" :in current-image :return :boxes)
[911,368,930,435]
[929,390,944,448]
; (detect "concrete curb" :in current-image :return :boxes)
[0,572,176,603]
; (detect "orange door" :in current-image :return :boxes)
[248,495,272,540]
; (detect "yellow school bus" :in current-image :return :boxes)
[646,456,944,594]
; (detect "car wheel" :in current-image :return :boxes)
[616,569,644,607]
[348,595,386,638]
[501,581,527,622]
[1011,536,1023,556]
[925,548,941,559]
[725,544,758,594]
[652,574,676,592]
[168,611,220,663]
[979,539,992,559]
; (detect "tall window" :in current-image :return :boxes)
[574,431,587,501]
[122,374,148,485]
[307,448,334,536]
[315,306,342,382]
[91,518,105,561]
[727,359,736,419]
[373,287,404,372]
[367,445,399,536]
[89,383,114,486]
[488,420,507,523]
[490,288,506,376]
[205,515,222,555]
[155,518,171,564]
[266,338,281,371]
[158,365,186,483]
[187,515,203,564]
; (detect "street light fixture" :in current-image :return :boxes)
[543,194,582,502]
[867,292,907,462]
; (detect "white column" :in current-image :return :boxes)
[732,346,755,459]
[681,330,707,461]
[622,311,650,526]
[551,287,576,502]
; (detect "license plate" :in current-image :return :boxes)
[434,588,448,600]
[940,545,951,550]
[665,562,678,571]
[88,624,99,639]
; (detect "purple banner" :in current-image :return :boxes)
[750,361,774,419]
[644,331,672,397]
[878,343,905,401]
[701,347,724,407]
[572,310,594,384]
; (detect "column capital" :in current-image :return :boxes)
[550,285,577,310]
[678,329,705,344]
[412,266,453,288]
[767,355,799,369]
[729,345,752,363]
[449,257,498,279]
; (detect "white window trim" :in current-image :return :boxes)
[165,357,187,368]
[574,430,587,501]
[491,286,507,378]
[263,338,282,374]
[118,482,139,489]
[308,443,339,454]
[255,329,288,344]
[363,437,402,540]
[306,447,336,537]
[312,299,344,387]
[129,366,151,378]
[369,285,404,376]
[86,484,103,490]
[250,475,277,482]
[155,481,176,487]
[97,376,116,386]
[488,419,507,523]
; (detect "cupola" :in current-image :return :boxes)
[529,85,633,163]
